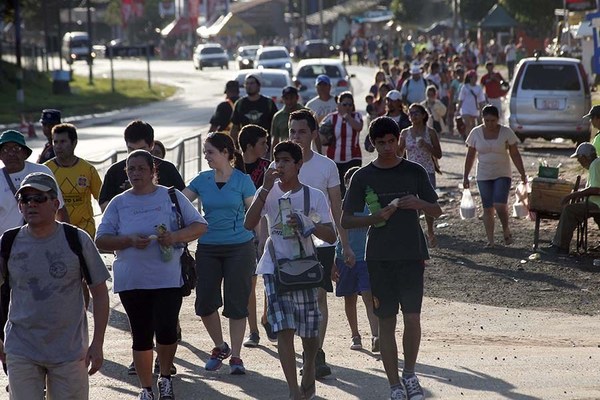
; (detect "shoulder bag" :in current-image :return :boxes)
[268,186,324,294]
[168,187,197,297]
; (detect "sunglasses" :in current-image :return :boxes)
[17,194,51,204]
[340,102,353,107]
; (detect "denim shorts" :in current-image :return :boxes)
[477,177,511,208]
[334,259,371,297]
[367,260,424,318]
[263,274,321,338]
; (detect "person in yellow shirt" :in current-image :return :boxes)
[44,123,102,238]
[583,105,600,156]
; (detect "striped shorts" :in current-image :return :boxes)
[263,274,321,338]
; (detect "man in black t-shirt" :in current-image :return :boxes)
[208,80,240,133]
[230,73,277,150]
[99,120,185,211]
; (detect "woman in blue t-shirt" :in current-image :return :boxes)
[183,132,256,375]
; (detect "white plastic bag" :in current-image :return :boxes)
[512,182,531,218]
[460,188,476,219]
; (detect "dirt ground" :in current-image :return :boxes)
[419,134,600,317]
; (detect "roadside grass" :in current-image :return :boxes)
[0,61,176,125]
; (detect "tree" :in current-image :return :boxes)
[501,0,562,35]
[459,0,497,23]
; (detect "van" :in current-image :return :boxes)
[504,56,591,144]
[62,32,95,64]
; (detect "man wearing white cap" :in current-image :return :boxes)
[546,143,600,254]
[306,75,338,154]
[385,90,411,130]
[399,65,427,106]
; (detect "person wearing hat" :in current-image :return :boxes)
[208,80,240,133]
[385,90,411,130]
[0,172,110,399]
[230,73,278,152]
[583,105,600,156]
[399,65,427,106]
[306,74,338,153]
[546,143,600,254]
[0,130,68,235]
[271,86,306,149]
[37,109,61,164]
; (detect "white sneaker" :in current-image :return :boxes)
[138,388,154,400]
[350,335,362,350]
[402,375,424,400]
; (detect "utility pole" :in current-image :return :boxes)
[87,0,93,85]
[14,0,24,103]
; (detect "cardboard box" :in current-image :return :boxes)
[529,178,573,213]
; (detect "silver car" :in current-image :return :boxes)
[293,59,355,104]
[193,43,229,70]
[255,46,293,75]
[232,69,293,110]
[505,56,591,144]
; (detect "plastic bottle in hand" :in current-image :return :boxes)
[155,223,173,262]
[365,186,385,227]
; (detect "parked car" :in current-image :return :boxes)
[504,56,591,144]
[293,59,355,104]
[233,69,293,110]
[193,43,229,70]
[255,46,293,75]
[62,31,95,64]
[303,39,335,58]
[236,45,261,70]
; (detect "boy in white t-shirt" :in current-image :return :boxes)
[244,141,336,400]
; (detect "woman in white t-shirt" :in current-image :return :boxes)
[462,105,527,248]
[458,70,486,139]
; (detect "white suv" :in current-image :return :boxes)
[193,43,229,70]
[504,56,591,144]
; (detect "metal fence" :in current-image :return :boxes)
[88,133,203,185]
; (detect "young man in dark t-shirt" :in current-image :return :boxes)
[238,124,271,348]
[341,116,441,400]
[229,74,278,150]
[208,80,240,133]
[99,120,185,211]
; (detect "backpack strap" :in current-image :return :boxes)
[61,223,91,284]
[0,227,21,286]
[168,187,189,251]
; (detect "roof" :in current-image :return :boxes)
[231,0,285,14]
[478,4,518,29]
[161,18,195,38]
[197,12,256,39]
[305,0,384,26]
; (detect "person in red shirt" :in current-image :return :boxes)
[480,62,508,120]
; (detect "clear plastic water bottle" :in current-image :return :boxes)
[155,223,173,262]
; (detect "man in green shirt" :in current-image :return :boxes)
[270,86,305,149]
[583,105,600,156]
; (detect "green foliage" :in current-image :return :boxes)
[390,0,449,24]
[0,61,176,125]
[500,0,562,33]
[459,0,497,23]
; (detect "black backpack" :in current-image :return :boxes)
[0,224,90,350]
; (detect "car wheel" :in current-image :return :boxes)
[199,64,203,70]
[516,133,526,143]
[574,133,590,145]
[225,63,229,70]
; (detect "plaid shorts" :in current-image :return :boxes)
[263,274,321,338]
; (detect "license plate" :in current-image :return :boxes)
[541,99,560,110]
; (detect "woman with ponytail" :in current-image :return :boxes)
[183,132,256,375]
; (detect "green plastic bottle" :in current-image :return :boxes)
[365,186,385,228]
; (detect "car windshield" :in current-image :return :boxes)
[241,49,258,57]
[237,74,288,88]
[201,47,224,55]
[258,50,288,60]
[71,38,89,48]
[297,65,343,79]
[521,64,581,91]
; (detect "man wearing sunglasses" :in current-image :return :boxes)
[0,130,68,236]
[0,172,110,399]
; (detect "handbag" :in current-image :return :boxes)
[168,187,197,297]
[268,186,324,294]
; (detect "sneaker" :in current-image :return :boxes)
[315,348,332,378]
[138,388,155,400]
[128,361,137,375]
[157,376,174,400]
[205,343,232,371]
[261,320,277,342]
[390,386,407,400]
[243,331,260,348]
[350,336,362,350]
[229,357,246,375]
[154,359,177,375]
[402,375,424,400]
[371,336,380,353]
